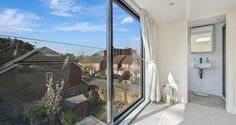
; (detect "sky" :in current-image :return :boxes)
[0,0,141,55]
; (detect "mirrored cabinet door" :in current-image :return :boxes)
[191,25,214,53]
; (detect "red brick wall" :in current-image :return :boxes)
[70,63,82,87]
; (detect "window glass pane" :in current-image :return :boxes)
[0,0,107,124]
[112,3,142,114]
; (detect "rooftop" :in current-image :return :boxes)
[63,94,87,108]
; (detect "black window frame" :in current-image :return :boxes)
[111,0,145,124]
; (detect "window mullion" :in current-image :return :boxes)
[106,0,113,124]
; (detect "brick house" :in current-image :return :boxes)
[112,55,140,76]
[80,55,106,75]
[0,47,88,120]
[121,55,140,73]
[84,48,137,74]
[90,57,106,74]
[96,48,137,57]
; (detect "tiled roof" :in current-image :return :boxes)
[0,48,40,74]
[20,47,74,63]
[81,55,104,63]
[90,56,104,63]
[63,94,87,108]
[122,55,139,64]
[0,47,78,74]
[113,55,125,64]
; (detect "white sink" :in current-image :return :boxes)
[193,63,211,69]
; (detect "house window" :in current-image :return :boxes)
[46,72,53,83]
[69,87,75,96]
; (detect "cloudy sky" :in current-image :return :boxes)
[0,0,140,55]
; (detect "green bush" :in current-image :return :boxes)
[122,71,131,81]
[0,120,12,125]
[83,71,91,76]
[96,70,106,79]
[82,66,92,76]
[113,74,121,79]
[64,111,76,125]
[23,102,46,121]
[88,95,97,104]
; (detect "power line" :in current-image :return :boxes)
[0,34,105,50]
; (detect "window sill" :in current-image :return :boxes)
[119,100,150,125]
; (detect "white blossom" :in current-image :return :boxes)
[43,79,64,125]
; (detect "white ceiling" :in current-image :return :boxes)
[131,0,236,23]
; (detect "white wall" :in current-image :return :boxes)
[155,21,188,103]
[226,8,236,114]
[153,7,236,114]
[188,22,224,96]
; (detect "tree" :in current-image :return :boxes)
[88,95,97,104]
[23,102,46,125]
[82,65,92,76]
[42,80,64,125]
[121,71,131,81]
[97,70,106,79]
[114,74,121,81]
[63,111,77,125]
[75,51,84,63]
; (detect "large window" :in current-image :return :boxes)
[0,0,143,124]
[0,0,107,124]
[111,0,144,123]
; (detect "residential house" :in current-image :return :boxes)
[96,48,137,57]
[112,55,140,82]
[121,55,139,73]
[0,47,88,120]
[80,55,106,75]
[85,48,137,74]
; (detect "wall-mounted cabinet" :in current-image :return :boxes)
[191,25,214,53]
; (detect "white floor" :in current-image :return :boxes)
[131,102,236,125]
